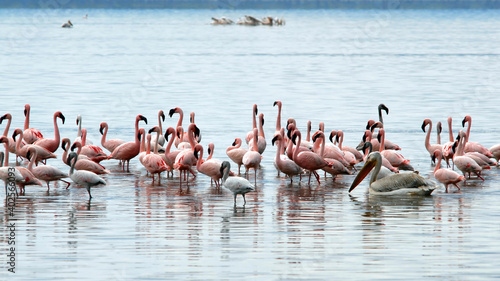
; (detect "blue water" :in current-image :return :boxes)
[1,8,500,280]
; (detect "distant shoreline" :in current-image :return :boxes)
[2,0,500,9]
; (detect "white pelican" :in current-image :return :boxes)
[349,152,437,195]
[62,20,73,28]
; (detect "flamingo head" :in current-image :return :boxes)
[57,112,65,124]
[312,130,324,143]
[70,141,82,151]
[99,122,105,135]
[370,121,383,132]
[61,138,70,151]
[462,115,471,127]
[437,121,442,134]
[159,110,165,122]
[12,128,22,142]
[378,104,389,115]
[271,134,280,146]
[421,119,431,132]
[0,113,11,124]
[0,136,7,144]
[138,115,148,124]
[76,115,81,126]
[148,126,159,134]
[253,104,258,115]
[365,119,375,130]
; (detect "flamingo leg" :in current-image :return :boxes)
[313,171,320,185]
[61,180,71,189]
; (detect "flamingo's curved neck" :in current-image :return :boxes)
[306,121,311,142]
[165,129,175,154]
[338,131,344,150]
[196,147,204,170]
[27,148,37,172]
[434,153,442,173]
[465,119,471,143]
[448,117,453,142]
[101,124,108,147]
[53,114,61,145]
[293,132,301,161]
[2,141,8,166]
[2,116,11,137]
[379,130,385,152]
[77,116,82,137]
[24,108,30,130]
[146,135,151,155]
[424,122,432,151]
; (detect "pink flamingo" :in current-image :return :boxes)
[335,130,363,162]
[174,123,201,183]
[78,128,108,162]
[422,119,443,164]
[226,137,247,175]
[245,104,258,145]
[161,127,180,177]
[26,147,70,190]
[99,122,126,154]
[0,138,42,195]
[432,149,464,192]
[453,131,484,181]
[12,128,56,164]
[441,117,456,169]
[141,130,168,183]
[312,130,349,167]
[0,113,24,157]
[168,107,185,148]
[378,128,412,169]
[62,138,109,174]
[33,111,65,153]
[195,144,224,187]
[368,121,401,150]
[138,128,148,167]
[462,115,494,158]
[292,130,331,185]
[490,143,500,163]
[150,110,166,151]
[67,152,106,199]
[272,129,303,183]
[23,104,44,144]
[242,128,261,184]
[108,114,148,171]
[190,112,202,143]
[248,113,266,154]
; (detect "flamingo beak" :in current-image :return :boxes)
[349,155,377,193]
[139,115,148,124]
[273,101,278,107]
[462,117,466,127]
[0,115,5,123]
[421,121,426,132]
[60,113,66,124]
[161,111,165,122]
[168,108,176,117]
[99,125,104,135]
[148,127,155,134]
[271,135,278,146]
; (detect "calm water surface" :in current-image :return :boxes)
[1,8,500,280]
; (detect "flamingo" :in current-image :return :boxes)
[78,128,108,162]
[490,143,500,163]
[368,122,401,150]
[195,144,224,187]
[312,130,349,167]
[248,113,266,154]
[33,111,65,153]
[67,152,106,199]
[161,127,180,177]
[75,115,93,145]
[422,119,443,164]
[12,129,56,164]
[292,130,331,185]
[150,110,166,151]
[272,129,303,183]
[0,113,24,157]
[432,150,465,192]
[378,128,412,170]
[286,123,313,157]
[63,138,110,174]
[107,114,148,172]
[26,147,70,190]
[436,121,442,144]
[273,101,283,135]
[226,138,247,175]
[462,115,494,158]
[168,107,185,148]
[99,122,126,154]
[442,117,456,169]
[242,128,261,184]
[0,139,41,195]
[220,161,254,206]
[190,112,202,143]
[453,131,484,181]
[335,130,363,162]
[245,104,258,145]
[174,123,201,183]
[141,129,168,183]
[349,152,437,195]
[23,104,44,144]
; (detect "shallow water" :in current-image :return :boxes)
[1,8,500,279]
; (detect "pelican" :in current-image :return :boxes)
[349,152,437,195]
[62,20,73,28]
[211,17,234,25]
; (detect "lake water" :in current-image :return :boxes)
[1,8,500,280]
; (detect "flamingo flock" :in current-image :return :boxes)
[1,103,499,205]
